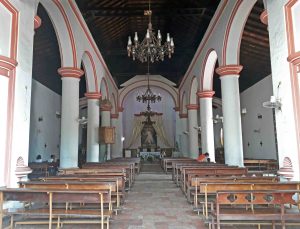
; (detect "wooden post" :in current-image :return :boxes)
[0,191,3,229]
[48,192,53,229]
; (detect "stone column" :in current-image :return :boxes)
[116,107,124,158]
[58,67,84,168]
[85,92,101,162]
[186,104,199,159]
[197,91,216,162]
[0,56,17,186]
[179,113,189,157]
[99,99,112,161]
[174,107,181,156]
[216,65,244,167]
[111,114,119,159]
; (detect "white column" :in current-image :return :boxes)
[111,114,119,159]
[179,114,189,157]
[85,92,101,162]
[58,68,84,168]
[198,91,215,162]
[216,65,243,167]
[99,99,112,161]
[111,107,124,158]
[187,104,199,159]
[0,56,17,187]
[267,0,300,180]
[174,107,182,156]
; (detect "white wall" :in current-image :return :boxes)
[123,86,176,149]
[240,75,277,160]
[29,80,61,162]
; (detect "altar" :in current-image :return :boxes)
[139,151,161,161]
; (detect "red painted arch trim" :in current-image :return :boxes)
[111,114,119,119]
[200,49,216,91]
[85,92,101,99]
[83,51,99,93]
[0,55,18,77]
[260,10,268,25]
[287,51,300,70]
[100,77,109,99]
[34,15,42,29]
[186,104,199,110]
[120,83,177,108]
[53,0,77,68]
[216,65,243,76]
[197,90,215,98]
[173,107,180,112]
[118,107,124,112]
[68,0,118,91]
[100,105,112,111]
[222,0,243,65]
[179,0,228,91]
[179,113,188,119]
[58,67,84,78]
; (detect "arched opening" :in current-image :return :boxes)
[29,4,62,168]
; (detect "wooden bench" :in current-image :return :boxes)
[181,167,248,193]
[109,157,141,174]
[0,188,111,229]
[19,181,120,211]
[244,159,278,171]
[161,158,192,173]
[190,176,279,211]
[211,190,300,229]
[196,182,300,219]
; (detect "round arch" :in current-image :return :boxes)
[222,0,257,65]
[189,76,198,105]
[37,0,77,68]
[81,51,98,93]
[100,77,109,99]
[200,49,218,91]
[119,80,178,108]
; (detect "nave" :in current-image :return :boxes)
[7,161,300,229]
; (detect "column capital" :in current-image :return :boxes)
[111,113,119,119]
[260,10,268,25]
[85,92,102,100]
[287,52,300,72]
[118,107,124,112]
[58,67,84,78]
[179,113,188,119]
[173,107,180,112]
[186,104,199,110]
[216,65,243,76]
[100,98,112,111]
[197,90,215,98]
[34,15,42,29]
[0,55,18,77]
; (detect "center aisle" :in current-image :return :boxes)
[110,162,207,229]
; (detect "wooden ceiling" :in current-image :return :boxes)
[32,0,270,98]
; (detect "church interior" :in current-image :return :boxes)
[1,0,300,228]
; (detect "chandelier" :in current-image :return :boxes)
[127,0,174,63]
[136,61,162,104]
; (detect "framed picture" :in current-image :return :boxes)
[141,124,157,149]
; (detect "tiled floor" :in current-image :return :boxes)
[11,162,300,228]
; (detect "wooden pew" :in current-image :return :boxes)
[190,176,279,210]
[19,181,120,211]
[181,167,248,193]
[244,159,278,171]
[161,158,193,173]
[0,188,110,229]
[109,157,141,174]
[196,182,300,219]
[211,190,300,229]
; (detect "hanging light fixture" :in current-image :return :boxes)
[136,61,162,104]
[127,0,174,63]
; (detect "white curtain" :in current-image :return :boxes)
[152,115,172,147]
[126,115,146,148]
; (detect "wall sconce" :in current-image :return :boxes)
[262,82,282,110]
[56,111,61,119]
[38,116,43,122]
[193,126,201,132]
[77,116,88,126]
[183,131,189,135]
[213,114,223,124]
[241,108,247,115]
[121,136,125,142]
